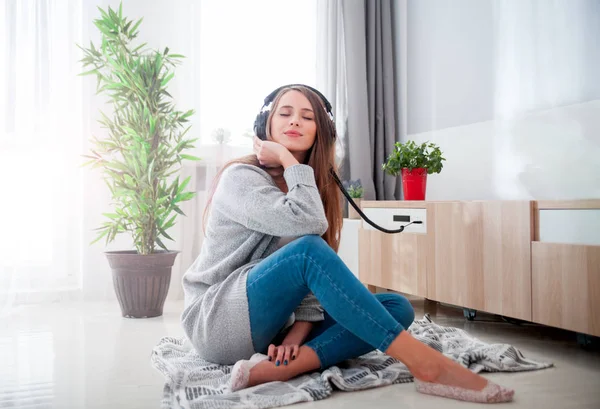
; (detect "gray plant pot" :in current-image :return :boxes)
[105,250,179,318]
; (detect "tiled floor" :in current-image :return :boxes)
[1,298,599,409]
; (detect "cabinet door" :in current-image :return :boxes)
[358,228,428,298]
[427,201,533,321]
[532,242,600,337]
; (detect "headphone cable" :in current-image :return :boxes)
[331,171,423,234]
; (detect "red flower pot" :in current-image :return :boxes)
[401,168,427,200]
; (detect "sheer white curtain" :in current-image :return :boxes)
[0,0,84,309]
[316,0,350,172]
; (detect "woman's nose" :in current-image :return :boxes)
[289,116,300,126]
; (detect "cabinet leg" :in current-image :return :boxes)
[367,285,377,294]
[463,308,477,321]
[577,333,600,349]
[424,298,438,315]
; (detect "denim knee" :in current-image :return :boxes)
[294,234,327,249]
[290,235,334,258]
[375,293,415,330]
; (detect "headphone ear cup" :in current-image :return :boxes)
[253,111,270,140]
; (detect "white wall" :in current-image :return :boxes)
[392,0,600,200]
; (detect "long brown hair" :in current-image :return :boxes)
[202,85,342,252]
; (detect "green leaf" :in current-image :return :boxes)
[180,154,201,161]
[107,161,129,172]
[123,20,132,35]
[172,205,185,216]
[81,159,98,168]
[96,6,109,21]
[382,140,445,175]
[149,115,156,136]
[130,17,144,35]
[132,42,147,54]
[175,192,195,202]
[158,226,174,241]
[90,228,110,245]
[180,109,194,119]
[124,173,134,186]
[163,214,177,230]
[78,68,99,77]
[176,176,191,194]
[161,72,174,87]
[156,236,168,251]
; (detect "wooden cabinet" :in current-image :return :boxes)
[531,242,600,337]
[355,199,600,337]
[427,201,533,321]
[359,229,428,297]
[358,202,428,297]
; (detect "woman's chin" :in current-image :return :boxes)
[282,143,309,154]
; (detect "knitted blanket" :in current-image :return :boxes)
[151,315,553,409]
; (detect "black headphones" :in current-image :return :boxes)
[253,84,334,141]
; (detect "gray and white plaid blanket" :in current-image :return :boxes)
[151,315,553,409]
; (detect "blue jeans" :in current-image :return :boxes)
[246,235,415,369]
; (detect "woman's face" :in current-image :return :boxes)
[269,90,317,154]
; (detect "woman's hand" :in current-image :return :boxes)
[267,343,299,366]
[253,136,299,169]
[266,321,313,366]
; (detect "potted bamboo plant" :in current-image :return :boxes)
[79,3,200,318]
[382,141,445,200]
[342,179,364,219]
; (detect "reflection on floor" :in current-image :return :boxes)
[1,298,599,409]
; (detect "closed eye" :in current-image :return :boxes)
[279,113,313,121]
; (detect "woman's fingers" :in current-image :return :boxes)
[276,345,285,366]
[267,344,276,362]
[267,344,300,367]
[253,137,262,155]
[282,345,292,366]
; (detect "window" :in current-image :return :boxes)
[198,0,318,147]
[0,0,83,292]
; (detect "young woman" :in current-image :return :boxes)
[181,85,514,403]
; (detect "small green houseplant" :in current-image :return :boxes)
[342,179,364,199]
[79,3,200,318]
[382,141,445,200]
[342,179,364,219]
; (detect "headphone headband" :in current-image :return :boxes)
[261,84,333,116]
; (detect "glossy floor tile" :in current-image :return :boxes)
[1,298,599,408]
